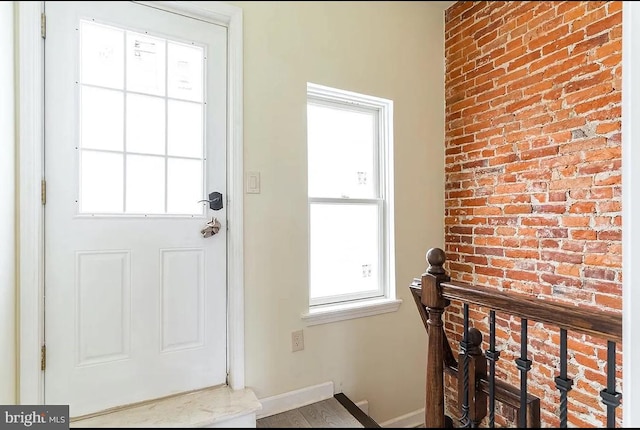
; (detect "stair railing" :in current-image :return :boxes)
[410,247,622,428]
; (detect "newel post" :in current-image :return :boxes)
[422,248,450,428]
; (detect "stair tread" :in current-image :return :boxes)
[256,395,381,428]
[70,386,262,428]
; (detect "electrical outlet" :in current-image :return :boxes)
[291,329,304,352]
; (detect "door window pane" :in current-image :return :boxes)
[168,42,203,102]
[126,94,165,155]
[80,151,124,213]
[126,155,165,214]
[168,100,203,158]
[126,32,166,96]
[78,21,207,216]
[307,104,376,199]
[80,21,124,89]
[167,159,203,215]
[309,203,380,300]
[81,86,124,152]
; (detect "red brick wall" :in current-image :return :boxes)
[444,1,622,427]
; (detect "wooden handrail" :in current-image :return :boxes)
[412,282,541,427]
[440,280,622,343]
[412,247,623,427]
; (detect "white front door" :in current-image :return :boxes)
[44,1,228,417]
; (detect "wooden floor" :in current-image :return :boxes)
[257,394,380,428]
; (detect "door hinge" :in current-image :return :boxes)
[41,179,46,205]
[41,344,46,371]
[41,13,46,39]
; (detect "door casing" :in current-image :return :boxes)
[17,0,245,404]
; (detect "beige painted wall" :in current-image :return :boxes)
[2,0,446,421]
[0,0,16,405]
[218,1,446,422]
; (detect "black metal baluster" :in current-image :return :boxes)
[515,318,531,428]
[460,303,471,428]
[554,329,573,428]
[485,310,500,428]
[600,341,622,428]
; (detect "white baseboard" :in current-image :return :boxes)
[257,382,421,427]
[256,381,334,419]
[380,408,424,428]
[355,399,369,416]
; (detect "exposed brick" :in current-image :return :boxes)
[598,230,622,240]
[505,269,539,282]
[444,2,621,426]
[476,265,505,277]
[474,226,494,235]
[583,267,617,281]
[575,30,610,54]
[521,217,558,227]
[579,159,621,176]
[541,31,586,57]
[557,263,580,277]
[585,253,621,268]
[595,293,622,309]
[561,216,591,227]
[569,201,596,214]
[532,204,566,214]
[599,201,621,213]
[570,229,597,240]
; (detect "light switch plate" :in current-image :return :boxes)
[246,172,260,194]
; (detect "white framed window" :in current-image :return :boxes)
[302,83,400,325]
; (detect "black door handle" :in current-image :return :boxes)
[198,192,224,211]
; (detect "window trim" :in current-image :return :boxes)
[305,82,399,324]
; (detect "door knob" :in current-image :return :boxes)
[198,192,223,211]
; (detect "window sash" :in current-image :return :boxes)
[306,98,382,200]
[308,198,386,307]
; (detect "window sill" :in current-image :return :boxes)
[301,298,402,326]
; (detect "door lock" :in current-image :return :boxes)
[198,192,224,211]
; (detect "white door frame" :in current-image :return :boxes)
[18,0,245,404]
[623,1,639,427]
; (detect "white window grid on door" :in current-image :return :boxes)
[307,83,395,308]
[76,19,208,217]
